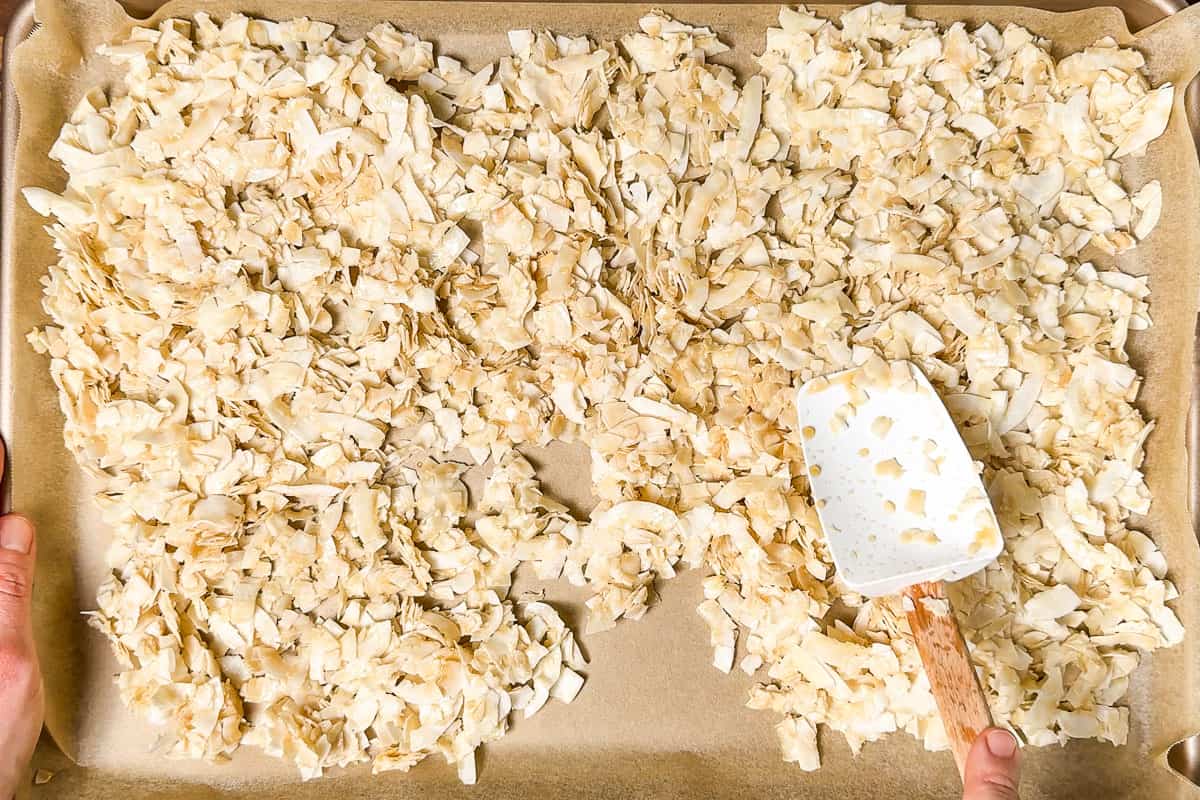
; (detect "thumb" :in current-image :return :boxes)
[963,728,1022,800]
[0,514,36,644]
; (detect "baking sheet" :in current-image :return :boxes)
[4,0,1200,797]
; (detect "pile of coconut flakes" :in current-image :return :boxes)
[24,2,1182,783]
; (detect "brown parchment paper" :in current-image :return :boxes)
[5,1,1200,797]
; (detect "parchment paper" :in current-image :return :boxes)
[5,1,1200,797]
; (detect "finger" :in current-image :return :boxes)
[962,728,1021,800]
[0,514,36,643]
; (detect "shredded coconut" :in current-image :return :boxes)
[25,2,1180,781]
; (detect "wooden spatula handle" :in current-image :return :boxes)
[902,580,993,779]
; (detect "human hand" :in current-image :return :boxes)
[962,728,1022,800]
[0,439,43,800]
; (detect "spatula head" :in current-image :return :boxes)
[796,360,1003,598]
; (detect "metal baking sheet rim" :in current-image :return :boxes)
[2,0,1200,791]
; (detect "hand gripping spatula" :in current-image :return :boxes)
[795,360,1005,779]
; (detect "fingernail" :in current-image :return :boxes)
[0,515,34,554]
[986,728,1018,759]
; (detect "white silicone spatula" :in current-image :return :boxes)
[795,360,1004,779]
